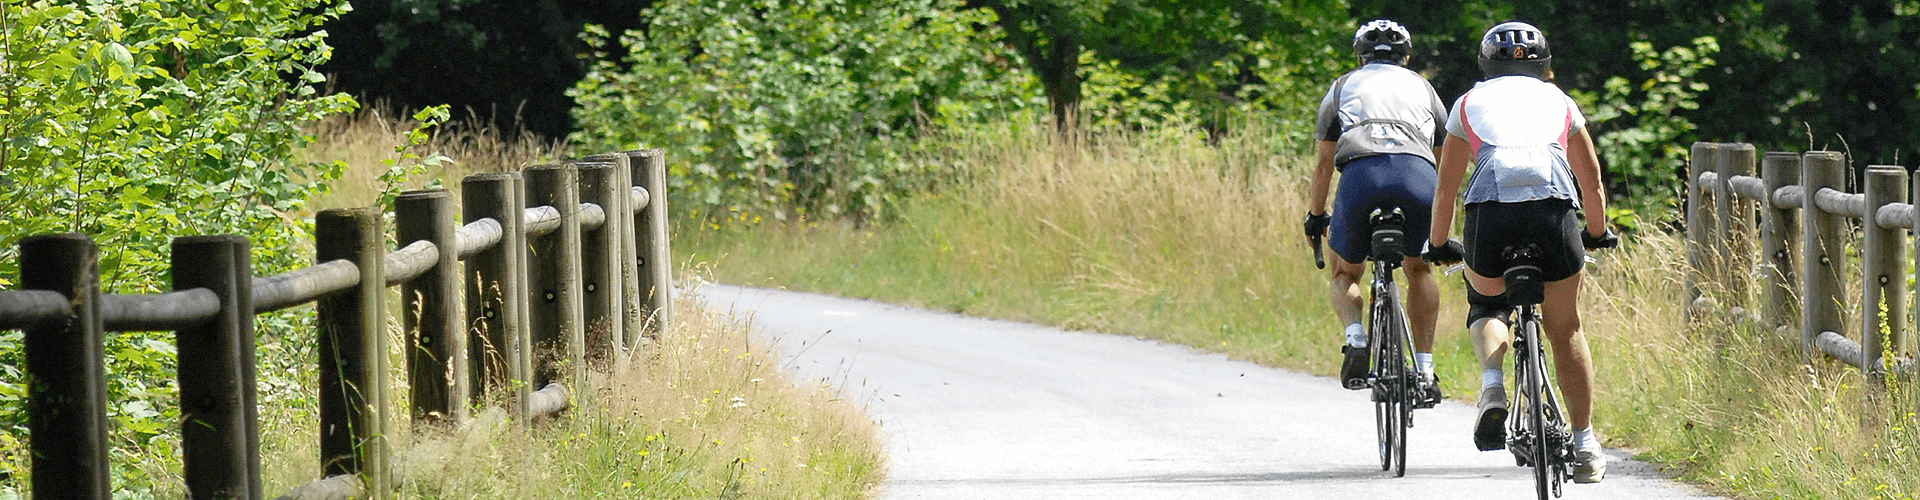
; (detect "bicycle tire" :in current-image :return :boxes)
[1385,288,1409,477]
[1521,317,1553,499]
[1368,275,1412,477]
[1371,285,1395,473]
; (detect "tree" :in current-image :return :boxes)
[318,0,652,138]
[966,0,1346,130]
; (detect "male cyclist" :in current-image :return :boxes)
[1422,21,1617,483]
[1304,19,1447,406]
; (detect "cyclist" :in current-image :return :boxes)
[1421,21,1616,483]
[1304,19,1447,406]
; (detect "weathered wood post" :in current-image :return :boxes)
[463,172,531,419]
[576,156,627,368]
[1912,170,1920,359]
[1720,143,1757,303]
[20,234,109,499]
[627,149,674,338]
[398,189,467,425]
[1802,151,1849,363]
[1761,152,1803,341]
[1862,165,1909,381]
[315,207,389,497]
[1687,142,1723,314]
[526,164,585,394]
[174,235,259,500]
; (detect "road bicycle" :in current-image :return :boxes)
[1312,207,1424,477]
[1448,246,1582,499]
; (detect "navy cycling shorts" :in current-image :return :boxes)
[1329,154,1436,264]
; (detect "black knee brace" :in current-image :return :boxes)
[1466,282,1515,329]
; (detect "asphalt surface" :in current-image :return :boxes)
[699,284,1726,500]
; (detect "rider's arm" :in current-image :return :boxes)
[1566,128,1609,238]
[1309,140,1337,216]
[1429,134,1471,246]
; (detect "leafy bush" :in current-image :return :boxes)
[567,0,1040,223]
[1573,36,1720,229]
[1,0,353,492]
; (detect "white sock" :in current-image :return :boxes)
[1415,352,1434,377]
[1481,369,1503,390]
[1573,427,1599,449]
[1344,323,1367,348]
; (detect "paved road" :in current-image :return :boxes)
[700,284,1724,500]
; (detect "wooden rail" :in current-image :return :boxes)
[0,150,673,500]
[1686,142,1917,382]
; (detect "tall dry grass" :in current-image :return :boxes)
[684,118,1920,499]
[248,108,888,499]
[300,104,574,210]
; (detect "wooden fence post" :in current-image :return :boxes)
[20,234,109,500]
[1802,151,1849,364]
[1862,165,1908,381]
[463,172,531,420]
[1720,143,1757,303]
[315,207,389,497]
[174,235,259,500]
[576,156,626,368]
[1687,142,1722,314]
[1761,152,1802,341]
[1912,171,1920,359]
[398,189,467,425]
[526,164,585,394]
[627,149,674,338]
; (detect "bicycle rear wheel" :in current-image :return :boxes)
[1520,319,1554,499]
[1370,282,1409,476]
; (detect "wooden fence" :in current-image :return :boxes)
[1686,142,1916,381]
[0,150,673,500]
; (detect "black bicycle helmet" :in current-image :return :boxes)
[1478,21,1551,78]
[1353,19,1412,64]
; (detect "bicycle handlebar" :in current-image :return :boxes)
[1442,255,1597,277]
[1311,235,1326,269]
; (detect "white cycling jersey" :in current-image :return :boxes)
[1445,75,1586,206]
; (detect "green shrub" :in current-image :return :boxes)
[1572,36,1719,231]
[567,0,1041,223]
[1,0,354,493]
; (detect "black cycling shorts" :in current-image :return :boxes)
[1462,198,1585,282]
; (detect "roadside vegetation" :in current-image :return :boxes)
[680,117,1920,500]
[276,106,890,499]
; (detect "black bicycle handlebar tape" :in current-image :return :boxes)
[1311,235,1326,269]
[1304,212,1330,269]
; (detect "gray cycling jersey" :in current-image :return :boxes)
[1314,62,1447,168]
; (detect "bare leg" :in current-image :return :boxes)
[1540,272,1594,430]
[1329,253,1365,336]
[1402,256,1438,354]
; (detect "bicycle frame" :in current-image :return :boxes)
[1364,208,1418,477]
[1510,300,1572,498]
[1498,248,1574,499]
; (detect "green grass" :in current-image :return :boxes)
[684,119,1920,500]
[0,106,887,499]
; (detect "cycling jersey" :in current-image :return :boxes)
[1445,75,1586,206]
[1315,62,1448,168]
